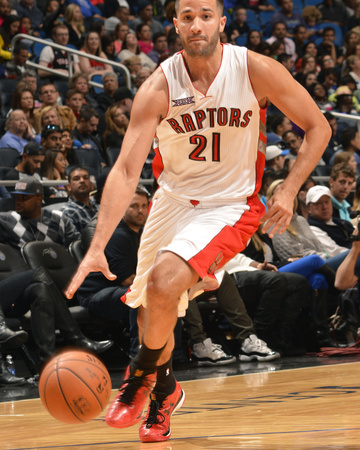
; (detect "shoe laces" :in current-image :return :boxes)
[117,375,153,405]
[210,343,226,357]
[145,397,165,428]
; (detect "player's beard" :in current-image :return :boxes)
[180,28,220,58]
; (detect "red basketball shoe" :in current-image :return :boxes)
[105,366,156,429]
[139,380,185,442]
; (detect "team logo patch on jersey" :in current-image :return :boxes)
[172,96,195,107]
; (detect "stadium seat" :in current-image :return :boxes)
[105,146,120,166]
[0,147,21,167]
[72,148,102,174]
[235,35,248,46]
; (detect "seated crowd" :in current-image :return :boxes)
[1,0,360,386]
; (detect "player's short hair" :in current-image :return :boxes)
[175,0,224,15]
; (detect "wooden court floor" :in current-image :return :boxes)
[2,360,360,450]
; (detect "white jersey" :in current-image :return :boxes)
[154,44,266,205]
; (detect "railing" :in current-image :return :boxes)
[11,34,131,90]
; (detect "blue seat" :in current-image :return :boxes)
[248,22,262,31]
[235,35,248,47]
[245,9,259,23]
[303,0,321,6]
[292,0,304,10]
[259,10,275,26]
[90,74,104,94]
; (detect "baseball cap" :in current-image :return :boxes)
[265,145,289,161]
[23,142,45,156]
[113,87,133,102]
[306,185,331,205]
[11,176,44,196]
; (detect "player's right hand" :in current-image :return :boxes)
[65,250,117,299]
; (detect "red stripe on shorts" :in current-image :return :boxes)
[188,196,265,281]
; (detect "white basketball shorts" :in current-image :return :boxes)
[122,188,264,316]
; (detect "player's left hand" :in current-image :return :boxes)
[260,189,294,238]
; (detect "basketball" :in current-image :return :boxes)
[39,350,112,424]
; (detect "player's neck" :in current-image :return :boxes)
[182,44,223,92]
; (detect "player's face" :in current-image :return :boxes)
[174,0,226,58]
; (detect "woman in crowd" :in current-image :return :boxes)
[64,3,85,49]
[61,128,78,166]
[103,103,129,149]
[11,87,39,134]
[41,149,68,198]
[79,31,114,77]
[136,23,153,55]
[0,14,20,61]
[117,32,156,71]
[307,82,333,110]
[246,29,262,51]
[113,21,130,55]
[38,105,64,130]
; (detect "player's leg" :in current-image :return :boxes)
[106,251,197,430]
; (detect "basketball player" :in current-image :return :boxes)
[66,0,331,443]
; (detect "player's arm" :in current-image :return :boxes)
[65,68,168,298]
[248,51,332,237]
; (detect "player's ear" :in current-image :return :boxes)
[173,17,179,34]
[219,15,227,32]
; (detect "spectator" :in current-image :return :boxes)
[113,86,133,118]
[105,5,130,36]
[331,127,360,166]
[61,166,98,232]
[147,32,168,64]
[246,29,262,51]
[271,114,293,139]
[72,107,105,165]
[333,151,358,177]
[0,0,13,27]
[11,86,39,134]
[227,7,250,44]
[15,0,43,32]
[0,110,33,153]
[293,25,308,59]
[101,34,118,68]
[307,185,354,252]
[0,14,20,62]
[270,0,305,37]
[68,72,98,110]
[317,26,343,66]
[265,145,289,171]
[282,129,302,160]
[307,82,333,111]
[329,163,355,221]
[130,0,164,35]
[318,0,349,28]
[5,42,29,78]
[95,71,118,114]
[18,69,39,105]
[65,88,84,121]
[79,31,114,77]
[345,55,360,89]
[41,148,68,198]
[60,128,78,166]
[69,0,102,24]
[38,23,81,81]
[34,83,77,131]
[4,141,44,181]
[266,22,296,57]
[302,5,323,39]
[0,176,78,248]
[132,67,151,96]
[117,32,156,71]
[136,23,153,55]
[297,177,316,219]
[113,21,130,55]
[63,3,85,50]
[103,102,128,149]
[167,28,183,56]
[40,123,62,151]
[38,105,63,130]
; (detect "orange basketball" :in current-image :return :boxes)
[39,350,112,424]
